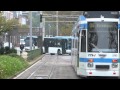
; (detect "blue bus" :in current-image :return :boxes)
[55,36,73,54]
[24,36,38,51]
[43,36,73,55]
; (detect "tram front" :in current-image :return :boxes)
[86,18,119,77]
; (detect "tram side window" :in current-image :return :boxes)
[78,32,81,51]
[81,30,86,52]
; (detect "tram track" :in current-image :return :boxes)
[27,56,48,79]
[48,55,58,79]
[14,54,79,79]
[27,54,59,79]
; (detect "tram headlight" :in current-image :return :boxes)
[87,63,93,67]
[112,59,118,68]
[112,63,118,68]
[88,59,94,62]
[112,59,118,63]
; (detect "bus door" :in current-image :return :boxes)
[67,39,72,50]
[44,38,49,53]
[61,39,67,54]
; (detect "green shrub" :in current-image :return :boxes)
[27,49,41,61]
[0,55,28,79]
[4,46,10,54]
[10,48,17,53]
[4,47,17,54]
[0,47,5,55]
[8,53,18,57]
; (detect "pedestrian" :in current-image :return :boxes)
[20,44,24,54]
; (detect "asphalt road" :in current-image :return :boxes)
[14,54,80,79]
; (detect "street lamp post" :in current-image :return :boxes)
[29,11,32,51]
[8,31,11,49]
[40,11,43,54]
[8,26,13,49]
[56,11,58,36]
[48,24,51,37]
[5,33,8,42]
[42,18,45,40]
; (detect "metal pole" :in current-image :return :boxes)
[40,11,43,54]
[56,11,58,36]
[40,11,43,37]
[49,26,51,36]
[48,24,50,36]
[49,24,51,37]
[30,11,32,51]
[8,31,10,48]
[40,11,43,28]
[5,33,7,42]
[43,18,45,40]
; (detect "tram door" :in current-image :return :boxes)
[119,30,120,78]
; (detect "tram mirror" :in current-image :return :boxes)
[83,11,89,18]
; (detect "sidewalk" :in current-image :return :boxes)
[15,47,28,59]
[21,51,28,59]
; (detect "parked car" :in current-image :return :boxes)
[3,42,12,49]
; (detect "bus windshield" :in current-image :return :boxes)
[44,38,62,47]
[24,37,38,46]
[43,36,72,54]
[88,22,118,53]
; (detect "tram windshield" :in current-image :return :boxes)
[88,22,118,53]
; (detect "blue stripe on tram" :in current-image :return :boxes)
[80,58,119,63]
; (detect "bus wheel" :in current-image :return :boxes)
[57,49,61,55]
[51,53,54,55]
